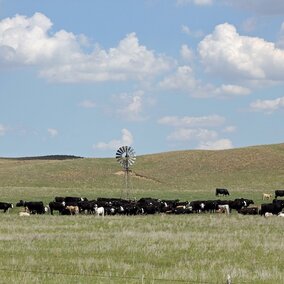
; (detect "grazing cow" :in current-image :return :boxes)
[0,202,13,213]
[262,193,272,200]
[215,188,230,196]
[275,190,284,199]
[16,200,47,214]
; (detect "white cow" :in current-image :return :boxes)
[262,193,272,200]
[94,205,105,216]
[19,212,30,216]
[217,204,230,215]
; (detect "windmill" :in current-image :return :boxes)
[115,146,136,199]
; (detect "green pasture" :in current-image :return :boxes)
[0,214,283,284]
[0,143,284,283]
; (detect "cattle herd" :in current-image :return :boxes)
[0,188,284,217]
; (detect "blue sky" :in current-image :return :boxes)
[1,0,284,157]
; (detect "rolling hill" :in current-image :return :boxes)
[0,143,283,200]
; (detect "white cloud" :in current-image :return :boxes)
[0,124,7,136]
[79,100,96,108]
[250,96,284,113]
[198,139,233,150]
[47,128,58,137]
[94,128,134,150]
[180,44,194,62]
[159,65,198,91]
[222,126,236,133]
[181,25,204,38]
[159,65,251,98]
[177,0,213,6]
[114,90,145,121]
[198,23,284,83]
[0,13,172,82]
[212,84,251,97]
[159,114,233,150]
[167,128,218,142]
[158,114,225,127]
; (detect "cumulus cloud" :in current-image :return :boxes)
[47,128,58,137]
[79,100,96,108]
[159,65,251,98]
[250,96,284,113]
[181,25,204,38]
[158,114,225,127]
[94,128,134,150]
[198,23,284,83]
[180,44,194,62]
[212,84,251,96]
[159,114,233,150]
[0,13,172,82]
[114,90,146,121]
[159,65,199,91]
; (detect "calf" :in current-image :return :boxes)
[215,188,230,196]
[238,207,258,215]
[262,193,272,200]
[0,202,13,213]
[62,206,79,215]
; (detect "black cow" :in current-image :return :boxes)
[0,202,13,213]
[275,190,284,199]
[215,188,230,196]
[16,200,47,214]
[77,200,97,214]
[260,203,282,216]
[238,207,258,215]
[49,201,65,215]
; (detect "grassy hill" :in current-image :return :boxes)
[0,144,284,284]
[0,143,283,202]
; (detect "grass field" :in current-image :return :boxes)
[0,143,284,283]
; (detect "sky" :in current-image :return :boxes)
[1,0,284,158]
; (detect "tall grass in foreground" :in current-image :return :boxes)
[0,214,283,284]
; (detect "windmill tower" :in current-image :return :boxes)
[115,146,136,199]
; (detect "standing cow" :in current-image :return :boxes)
[275,190,284,199]
[0,202,13,213]
[215,188,230,196]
